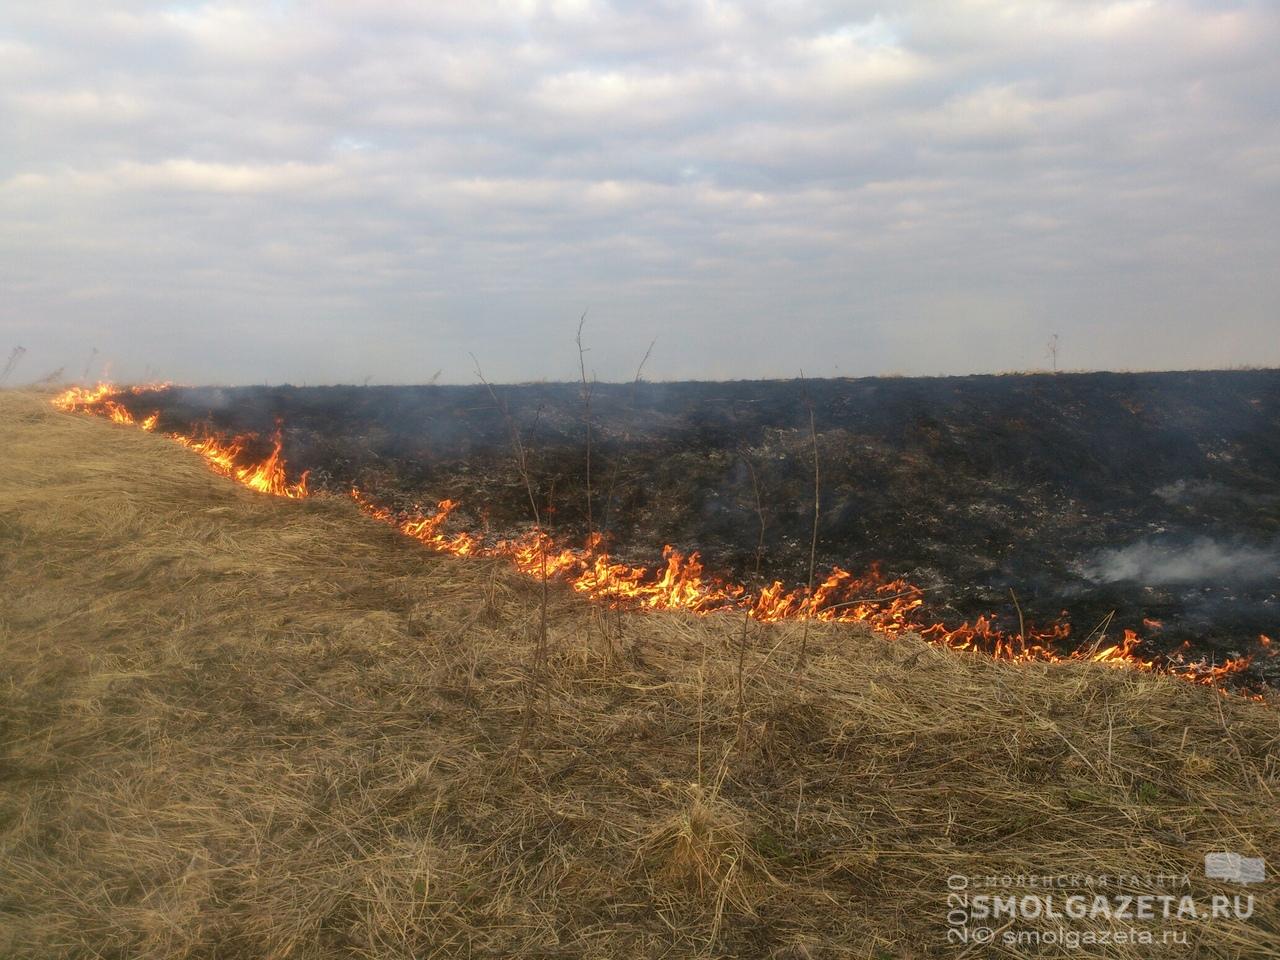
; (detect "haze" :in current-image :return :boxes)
[2,1,1278,385]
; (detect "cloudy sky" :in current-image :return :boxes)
[2,1,1277,384]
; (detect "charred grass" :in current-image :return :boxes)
[1,391,1278,958]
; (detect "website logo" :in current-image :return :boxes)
[1205,852,1266,885]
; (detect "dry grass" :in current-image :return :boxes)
[1,389,1278,959]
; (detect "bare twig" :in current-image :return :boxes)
[1009,587,1026,649]
[471,354,548,749]
[821,590,918,611]
[0,346,26,386]
[1081,610,1117,657]
[741,450,766,580]
[81,347,98,384]
[1047,333,1060,373]
[576,314,605,660]
[27,367,64,387]
[630,338,656,408]
[600,337,657,537]
[600,338,657,654]
[736,449,766,748]
[575,312,594,545]
[798,379,820,666]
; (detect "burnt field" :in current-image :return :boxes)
[125,369,1279,675]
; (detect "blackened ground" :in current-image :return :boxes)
[124,370,1280,675]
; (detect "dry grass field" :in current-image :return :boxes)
[1,389,1278,958]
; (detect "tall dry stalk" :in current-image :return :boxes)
[28,366,64,387]
[600,337,656,536]
[81,347,98,384]
[744,453,766,581]
[575,313,594,543]
[472,355,549,748]
[1010,587,1026,653]
[600,337,657,652]
[736,450,766,746]
[574,316,604,658]
[0,345,26,386]
[798,384,820,666]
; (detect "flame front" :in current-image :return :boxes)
[54,384,308,499]
[172,430,310,499]
[52,383,1273,697]
[352,493,1273,694]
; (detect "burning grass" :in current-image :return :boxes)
[48,384,1275,695]
[2,390,1279,958]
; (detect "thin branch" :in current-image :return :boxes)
[1009,587,1026,647]
[798,377,820,666]
[575,312,594,545]
[601,336,657,536]
[471,354,548,749]
[736,447,766,749]
[81,347,98,385]
[630,338,656,408]
[819,590,918,612]
[0,345,26,386]
[741,449,766,580]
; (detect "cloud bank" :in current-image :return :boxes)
[2,1,1278,383]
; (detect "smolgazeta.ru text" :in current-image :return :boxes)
[962,893,1254,922]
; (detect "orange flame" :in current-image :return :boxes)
[52,384,1274,697]
[172,429,310,499]
[350,493,1272,696]
[53,384,308,499]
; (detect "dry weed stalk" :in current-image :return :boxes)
[736,449,767,747]
[575,314,608,662]
[472,354,549,747]
[575,312,594,542]
[599,336,656,654]
[0,345,26,386]
[28,366,65,386]
[798,380,820,666]
[1010,586,1026,647]
[600,336,656,537]
[80,346,98,384]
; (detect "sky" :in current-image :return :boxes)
[2,1,1278,385]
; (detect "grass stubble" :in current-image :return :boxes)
[0,390,1277,958]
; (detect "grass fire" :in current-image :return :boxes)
[2,379,1277,959]
[48,379,1277,700]
[6,3,1280,955]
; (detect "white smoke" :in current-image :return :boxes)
[1084,538,1280,586]
[1153,479,1217,505]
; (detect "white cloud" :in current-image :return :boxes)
[0,0,1277,384]
[3,160,342,195]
